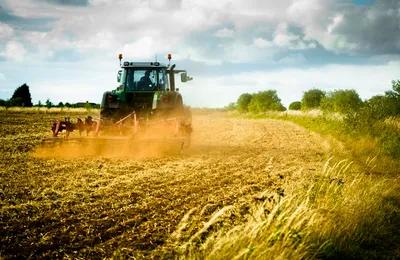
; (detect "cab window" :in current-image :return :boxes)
[125,68,160,91]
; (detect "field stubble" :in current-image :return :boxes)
[0,109,398,259]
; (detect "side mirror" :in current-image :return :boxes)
[117,70,122,82]
[180,72,193,82]
[181,72,187,83]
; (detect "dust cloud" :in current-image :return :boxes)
[34,139,183,158]
[34,118,188,158]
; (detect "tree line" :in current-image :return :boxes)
[0,83,100,109]
[226,90,286,113]
[227,80,400,118]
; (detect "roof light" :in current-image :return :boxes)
[168,54,172,60]
[123,61,129,66]
[118,53,123,60]
[154,62,160,66]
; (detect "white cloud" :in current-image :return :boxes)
[327,14,344,34]
[253,23,316,51]
[214,28,235,38]
[0,41,28,61]
[122,37,172,60]
[0,73,5,81]
[0,23,14,38]
[273,23,299,47]
[253,37,272,48]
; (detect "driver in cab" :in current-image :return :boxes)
[139,70,153,90]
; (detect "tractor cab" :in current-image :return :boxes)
[116,62,169,92]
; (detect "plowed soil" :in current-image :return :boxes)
[0,111,332,259]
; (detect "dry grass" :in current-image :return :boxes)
[384,117,400,129]
[0,109,399,259]
[0,106,99,114]
[172,159,399,259]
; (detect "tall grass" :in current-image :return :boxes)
[171,159,399,259]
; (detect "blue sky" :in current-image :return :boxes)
[0,0,399,108]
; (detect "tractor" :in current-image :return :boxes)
[101,53,193,122]
[42,54,193,151]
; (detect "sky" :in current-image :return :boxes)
[0,0,399,108]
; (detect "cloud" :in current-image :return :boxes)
[38,0,89,6]
[328,0,400,54]
[214,28,234,38]
[0,41,28,61]
[122,37,164,60]
[252,23,317,51]
[0,22,13,38]
[253,37,272,48]
[2,0,400,62]
[327,14,343,34]
[0,73,5,80]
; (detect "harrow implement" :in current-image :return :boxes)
[41,111,192,154]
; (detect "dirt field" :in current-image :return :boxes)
[0,110,333,259]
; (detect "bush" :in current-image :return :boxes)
[248,90,286,113]
[321,89,363,114]
[237,93,253,113]
[224,102,237,111]
[302,89,325,110]
[289,101,301,110]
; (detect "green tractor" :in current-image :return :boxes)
[100,54,193,122]
[43,54,193,151]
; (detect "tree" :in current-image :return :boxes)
[58,102,64,107]
[289,101,301,110]
[321,89,363,114]
[45,99,53,109]
[84,101,92,111]
[0,99,6,106]
[248,90,286,113]
[301,89,325,110]
[11,83,33,107]
[387,80,400,98]
[237,93,253,113]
